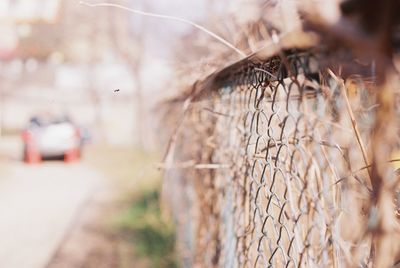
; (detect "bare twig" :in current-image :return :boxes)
[157,160,230,170]
[328,69,372,182]
[356,158,400,173]
[79,1,246,57]
[334,158,400,190]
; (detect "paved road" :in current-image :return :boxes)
[0,161,104,268]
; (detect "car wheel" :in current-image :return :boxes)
[24,145,42,164]
[64,148,80,162]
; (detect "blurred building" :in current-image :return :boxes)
[0,0,61,59]
[0,0,60,22]
[0,0,138,144]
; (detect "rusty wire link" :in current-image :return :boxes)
[163,47,400,267]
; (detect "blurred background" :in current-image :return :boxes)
[0,0,209,146]
[0,0,225,267]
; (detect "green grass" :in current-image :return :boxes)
[84,144,161,191]
[84,144,177,268]
[117,189,177,268]
[0,127,23,137]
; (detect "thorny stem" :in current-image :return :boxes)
[79,1,247,57]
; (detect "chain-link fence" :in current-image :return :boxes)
[162,42,400,267]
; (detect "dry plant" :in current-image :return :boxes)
[77,0,400,266]
[160,0,400,267]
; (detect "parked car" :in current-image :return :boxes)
[22,115,81,163]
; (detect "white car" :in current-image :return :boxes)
[22,116,81,163]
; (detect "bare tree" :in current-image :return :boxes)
[108,2,149,149]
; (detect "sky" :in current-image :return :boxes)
[129,0,209,57]
[124,0,210,95]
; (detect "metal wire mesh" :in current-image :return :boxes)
[164,48,400,267]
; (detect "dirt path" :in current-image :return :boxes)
[46,176,125,268]
[0,161,104,268]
